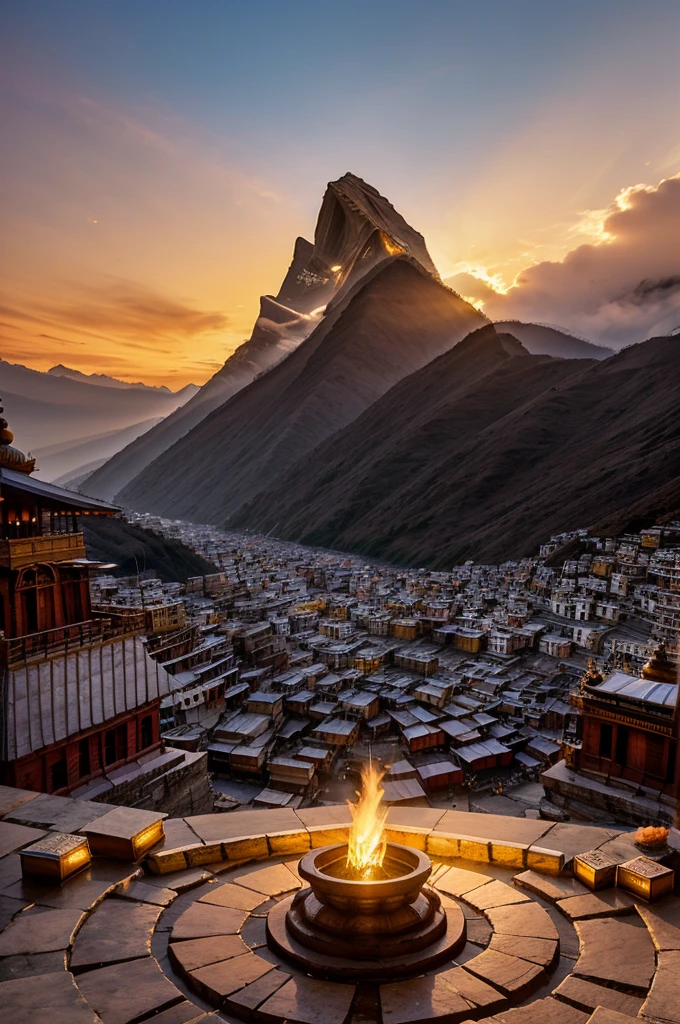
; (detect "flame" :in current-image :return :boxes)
[346,763,388,877]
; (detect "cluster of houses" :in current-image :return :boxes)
[88,513,679,820]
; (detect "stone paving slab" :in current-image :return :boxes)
[5,793,111,833]
[0,788,40,819]
[437,967,508,1015]
[0,906,83,956]
[556,891,637,920]
[146,1002,208,1024]
[537,825,616,867]
[0,969,98,1023]
[585,1010,639,1024]
[0,949,66,983]
[0,896,29,931]
[154,818,203,852]
[171,902,248,940]
[386,807,447,831]
[435,866,493,898]
[186,810,301,844]
[485,902,559,941]
[199,882,266,912]
[551,974,644,1016]
[639,947,680,1023]
[460,948,544,999]
[636,900,680,950]
[1,863,133,910]
[379,971,480,1024]
[76,955,185,1024]
[255,974,356,1024]
[462,880,530,912]
[224,968,292,1018]
[145,867,214,893]
[466,917,493,946]
[0,855,23,891]
[573,917,655,991]
[230,862,301,896]
[491,995,590,1024]
[115,877,177,906]
[70,899,162,968]
[0,821,46,858]
[191,951,274,1002]
[488,933,557,966]
[170,934,251,973]
[433,812,552,847]
[513,870,589,903]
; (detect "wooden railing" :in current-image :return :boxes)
[1,611,145,667]
[0,532,86,569]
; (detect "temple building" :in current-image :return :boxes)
[543,645,679,824]
[0,403,205,807]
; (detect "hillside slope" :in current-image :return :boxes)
[492,321,613,360]
[83,518,218,582]
[115,258,485,521]
[230,329,680,566]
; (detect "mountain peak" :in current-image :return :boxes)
[276,173,439,313]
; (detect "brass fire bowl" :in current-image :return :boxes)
[266,842,466,980]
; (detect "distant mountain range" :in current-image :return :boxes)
[0,359,197,483]
[79,173,679,565]
[47,364,198,396]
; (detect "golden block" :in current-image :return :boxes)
[184,842,223,867]
[385,827,428,852]
[426,832,461,859]
[616,856,674,903]
[458,836,491,863]
[222,835,268,861]
[83,806,165,861]
[145,848,189,875]
[574,849,618,891]
[309,826,350,849]
[20,832,91,883]
[491,841,527,869]
[268,830,311,856]
[526,846,564,876]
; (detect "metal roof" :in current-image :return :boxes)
[594,671,677,708]
[0,467,119,512]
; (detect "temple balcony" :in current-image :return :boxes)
[0,531,86,569]
[1,610,146,668]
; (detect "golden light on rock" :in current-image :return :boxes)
[346,762,388,877]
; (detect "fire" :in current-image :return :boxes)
[346,763,388,877]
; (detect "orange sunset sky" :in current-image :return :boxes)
[2,1,679,389]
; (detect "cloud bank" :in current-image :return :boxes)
[447,173,680,346]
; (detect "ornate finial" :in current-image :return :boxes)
[641,642,677,685]
[580,658,603,691]
[0,399,14,446]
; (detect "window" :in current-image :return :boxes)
[599,723,613,759]
[115,724,128,761]
[78,738,91,779]
[615,725,629,766]
[140,715,153,750]
[104,729,116,766]
[50,754,68,792]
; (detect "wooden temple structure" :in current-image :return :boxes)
[0,402,173,794]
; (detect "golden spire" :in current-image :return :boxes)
[641,642,677,685]
[0,399,35,474]
[0,400,14,446]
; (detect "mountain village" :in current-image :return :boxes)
[50,507,680,829]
